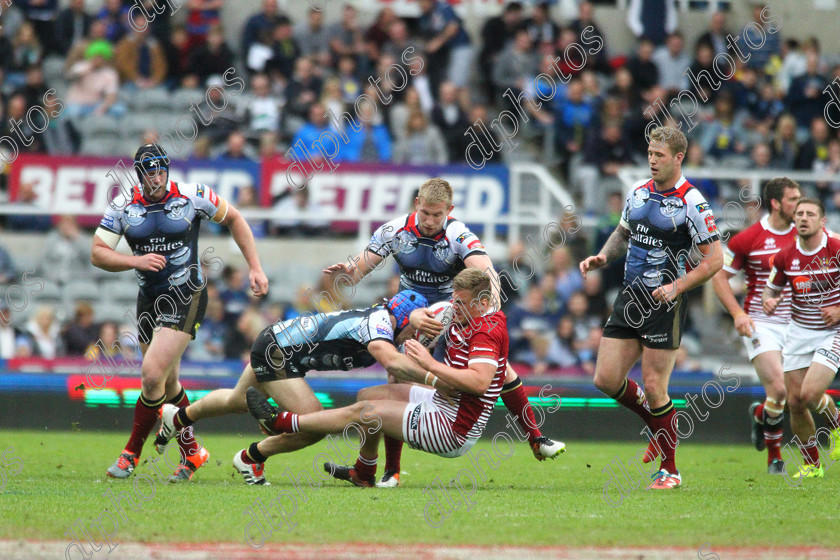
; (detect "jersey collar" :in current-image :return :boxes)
[653,174,688,195]
[132,180,178,205]
[409,212,447,240]
[760,214,794,236]
[795,230,827,256]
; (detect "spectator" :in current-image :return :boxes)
[291,101,331,157]
[389,87,425,141]
[9,22,43,86]
[266,16,299,81]
[19,0,58,54]
[64,39,122,118]
[813,138,840,205]
[525,2,559,50]
[771,113,800,170]
[581,271,607,321]
[495,241,533,311]
[741,2,781,70]
[627,0,677,47]
[336,55,361,105]
[0,244,14,283]
[218,265,250,322]
[39,215,91,284]
[382,18,418,66]
[545,316,578,369]
[624,37,659,93]
[0,24,14,75]
[26,305,62,359]
[748,142,773,171]
[55,0,92,55]
[223,308,265,362]
[294,7,330,67]
[785,49,830,130]
[235,184,268,239]
[2,93,45,153]
[478,2,524,100]
[342,96,392,163]
[246,28,275,76]
[683,143,720,205]
[775,39,807,95]
[566,291,601,342]
[4,180,53,232]
[686,41,717,102]
[579,120,633,210]
[795,117,832,170]
[185,0,222,50]
[271,187,329,237]
[114,13,167,90]
[492,28,538,106]
[328,4,364,64]
[418,0,473,93]
[607,66,643,118]
[506,284,561,366]
[431,81,470,162]
[284,57,323,121]
[569,1,608,71]
[96,0,129,43]
[393,109,447,165]
[554,78,595,170]
[216,130,258,161]
[0,301,34,359]
[61,301,98,356]
[653,31,690,95]
[591,191,625,292]
[549,246,583,305]
[245,72,282,135]
[189,297,228,361]
[65,18,108,71]
[163,24,191,88]
[695,10,731,58]
[200,75,245,143]
[15,64,49,111]
[365,7,398,52]
[186,24,234,87]
[698,92,748,162]
[241,0,283,58]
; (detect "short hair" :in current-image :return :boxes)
[763,177,800,210]
[796,197,825,217]
[648,126,687,157]
[452,268,491,300]
[417,178,453,206]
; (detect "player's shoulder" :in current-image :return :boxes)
[826,234,840,254]
[728,220,765,245]
[628,179,653,195]
[376,214,411,237]
[677,181,707,205]
[474,310,508,334]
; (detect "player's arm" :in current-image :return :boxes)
[323,249,385,284]
[404,339,496,396]
[367,339,429,384]
[464,253,502,309]
[580,223,630,277]
[654,240,723,302]
[91,229,165,272]
[212,198,268,297]
[711,268,755,337]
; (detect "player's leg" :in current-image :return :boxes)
[106,327,191,478]
[639,346,680,485]
[750,350,786,470]
[784,367,822,478]
[800,357,840,463]
[499,364,566,461]
[593,336,646,418]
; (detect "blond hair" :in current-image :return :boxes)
[418,178,453,205]
[453,268,491,300]
[648,126,687,157]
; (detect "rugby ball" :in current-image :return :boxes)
[416,301,454,349]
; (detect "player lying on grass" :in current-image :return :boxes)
[245,268,527,487]
[762,198,840,480]
[323,178,564,487]
[155,289,438,484]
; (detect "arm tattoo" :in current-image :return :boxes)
[600,225,630,263]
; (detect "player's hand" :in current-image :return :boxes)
[323,262,351,276]
[579,254,607,278]
[763,296,780,316]
[410,308,443,338]
[821,305,840,326]
[652,282,681,304]
[133,253,167,272]
[404,339,433,369]
[249,268,269,297]
[734,313,755,337]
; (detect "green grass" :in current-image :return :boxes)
[0,430,836,548]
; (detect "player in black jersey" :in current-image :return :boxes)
[580,127,722,490]
[323,178,565,487]
[92,143,269,482]
[154,289,431,484]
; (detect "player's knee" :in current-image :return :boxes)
[800,389,823,410]
[228,391,249,414]
[768,383,787,403]
[593,372,620,395]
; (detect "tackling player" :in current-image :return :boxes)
[580,126,722,489]
[155,290,433,485]
[323,178,564,487]
[245,269,511,487]
[92,143,268,482]
[711,177,799,474]
[762,198,840,480]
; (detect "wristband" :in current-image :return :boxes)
[431,376,438,388]
[424,371,431,385]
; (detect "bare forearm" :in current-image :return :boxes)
[762,285,781,304]
[229,215,263,272]
[386,354,429,384]
[91,246,135,272]
[599,226,630,263]
[426,361,488,395]
[711,272,744,318]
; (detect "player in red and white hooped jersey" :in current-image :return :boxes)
[763,198,840,481]
[712,178,800,474]
[245,269,509,486]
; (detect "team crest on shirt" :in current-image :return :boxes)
[125,203,147,226]
[659,197,684,217]
[164,197,190,220]
[394,230,418,254]
[433,239,455,262]
[632,188,650,208]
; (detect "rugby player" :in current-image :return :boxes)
[762,198,840,479]
[92,143,268,482]
[580,126,722,489]
[322,179,564,487]
[245,269,510,487]
[711,178,800,474]
[156,289,432,485]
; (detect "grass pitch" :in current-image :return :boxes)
[0,429,836,550]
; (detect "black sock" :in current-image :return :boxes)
[247,441,268,463]
[176,407,194,429]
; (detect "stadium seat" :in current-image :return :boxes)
[41,56,67,85]
[62,280,102,303]
[132,88,173,113]
[172,88,204,113]
[101,280,138,304]
[80,136,123,157]
[74,115,121,140]
[94,301,129,323]
[33,281,63,305]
